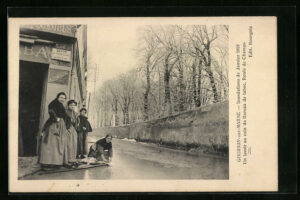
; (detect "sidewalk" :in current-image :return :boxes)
[18,137,98,179]
[18,135,104,179]
[18,156,41,179]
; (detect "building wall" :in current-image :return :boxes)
[69,65,83,112]
[74,25,87,105]
[19,25,88,155]
[43,64,71,125]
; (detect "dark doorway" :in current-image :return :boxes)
[19,61,48,156]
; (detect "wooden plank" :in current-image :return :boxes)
[37,163,109,175]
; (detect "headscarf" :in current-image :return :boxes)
[48,95,67,119]
[42,92,67,137]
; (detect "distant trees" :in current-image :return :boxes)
[137,28,162,120]
[96,25,229,127]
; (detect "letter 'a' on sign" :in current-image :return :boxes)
[51,48,71,62]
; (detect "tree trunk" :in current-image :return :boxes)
[114,99,119,126]
[164,64,171,104]
[125,107,130,125]
[104,108,107,126]
[102,105,106,127]
[206,68,219,102]
[203,89,208,105]
[192,61,197,107]
[206,48,219,102]
[178,65,184,112]
[196,59,202,107]
[220,70,228,100]
[173,86,178,112]
[157,66,162,118]
[122,110,126,125]
[97,108,102,127]
[143,93,149,120]
[164,60,172,115]
[223,78,228,99]
[143,63,150,121]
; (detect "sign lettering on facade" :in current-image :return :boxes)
[20,43,71,67]
[20,25,77,37]
[51,48,71,62]
[20,44,51,64]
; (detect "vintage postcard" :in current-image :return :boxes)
[8,17,277,192]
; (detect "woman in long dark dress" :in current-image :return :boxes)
[39,92,69,167]
[65,100,79,163]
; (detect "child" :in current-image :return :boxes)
[77,108,93,159]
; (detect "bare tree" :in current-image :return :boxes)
[117,70,137,125]
[106,79,119,126]
[150,26,180,115]
[180,25,221,103]
[191,59,197,107]
[212,42,229,101]
[172,26,186,112]
[137,28,162,120]
[95,25,228,127]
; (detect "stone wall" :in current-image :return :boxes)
[92,101,229,155]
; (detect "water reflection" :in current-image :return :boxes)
[25,139,228,180]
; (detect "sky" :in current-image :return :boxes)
[87,20,139,92]
[85,17,225,93]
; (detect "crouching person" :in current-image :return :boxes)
[88,134,113,163]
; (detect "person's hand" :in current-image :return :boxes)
[82,127,86,131]
[57,118,60,122]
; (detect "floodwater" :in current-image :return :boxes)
[25,137,228,180]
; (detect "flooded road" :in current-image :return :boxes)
[26,137,228,180]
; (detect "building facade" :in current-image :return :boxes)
[19,25,88,156]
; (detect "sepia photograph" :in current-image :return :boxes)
[9,17,277,192]
[18,23,229,180]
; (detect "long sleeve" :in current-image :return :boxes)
[48,109,57,121]
[48,101,58,120]
[73,112,80,130]
[48,99,67,120]
[86,120,93,132]
[43,99,67,132]
[78,116,93,133]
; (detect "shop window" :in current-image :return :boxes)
[48,68,69,85]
